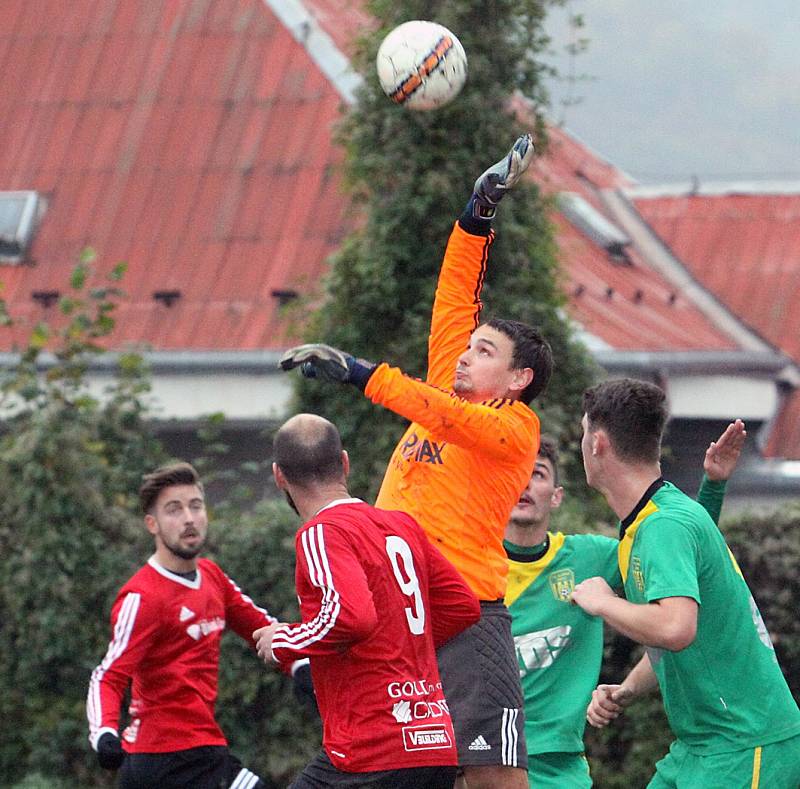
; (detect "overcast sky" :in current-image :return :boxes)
[543,0,800,184]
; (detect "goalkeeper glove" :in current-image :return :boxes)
[96,732,125,770]
[468,133,535,220]
[279,343,376,391]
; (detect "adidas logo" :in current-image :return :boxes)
[468,735,491,751]
[179,606,195,622]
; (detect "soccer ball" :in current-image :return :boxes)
[376,20,467,111]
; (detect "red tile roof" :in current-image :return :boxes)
[632,188,800,456]
[303,0,375,55]
[0,0,351,351]
[631,190,800,359]
[0,1,766,365]
[533,127,739,352]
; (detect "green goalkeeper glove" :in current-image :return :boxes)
[279,343,376,391]
[469,133,535,219]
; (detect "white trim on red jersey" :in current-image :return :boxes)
[146,556,201,588]
[88,591,141,748]
[271,523,341,651]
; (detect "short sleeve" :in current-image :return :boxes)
[637,517,701,604]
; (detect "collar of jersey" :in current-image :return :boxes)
[619,478,665,539]
[504,532,566,606]
[315,497,364,516]
[617,479,665,583]
[148,556,202,589]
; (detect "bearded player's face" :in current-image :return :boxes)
[149,484,208,560]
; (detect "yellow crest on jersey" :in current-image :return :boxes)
[549,569,575,602]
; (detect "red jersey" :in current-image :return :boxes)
[270,499,480,773]
[87,557,275,753]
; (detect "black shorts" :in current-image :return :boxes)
[289,749,457,789]
[119,745,264,789]
[437,600,527,769]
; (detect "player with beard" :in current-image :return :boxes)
[504,425,745,787]
[86,462,277,789]
[254,414,480,788]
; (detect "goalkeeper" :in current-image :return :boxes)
[281,135,550,789]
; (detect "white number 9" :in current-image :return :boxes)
[386,536,426,635]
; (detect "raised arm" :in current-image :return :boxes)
[278,135,535,392]
[697,419,746,524]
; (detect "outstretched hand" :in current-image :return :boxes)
[471,134,535,218]
[279,343,376,390]
[704,419,746,482]
[280,343,353,382]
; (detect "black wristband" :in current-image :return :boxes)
[458,197,493,236]
[348,359,377,391]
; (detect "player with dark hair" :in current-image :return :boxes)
[280,136,548,789]
[571,378,800,788]
[506,423,745,787]
[86,462,276,789]
[254,413,480,788]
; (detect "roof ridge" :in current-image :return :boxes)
[600,188,780,355]
[260,0,362,104]
[625,181,800,199]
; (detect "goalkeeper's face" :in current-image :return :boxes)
[454,325,525,402]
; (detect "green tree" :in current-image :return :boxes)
[292,0,597,498]
[0,261,167,787]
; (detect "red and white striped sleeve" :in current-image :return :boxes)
[270,521,378,662]
[86,590,158,750]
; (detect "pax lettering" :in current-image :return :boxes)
[398,433,446,465]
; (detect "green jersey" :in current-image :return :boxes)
[620,479,800,755]
[505,531,620,754]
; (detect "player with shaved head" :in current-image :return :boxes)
[255,414,479,789]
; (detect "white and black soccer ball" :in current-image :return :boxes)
[376,20,467,111]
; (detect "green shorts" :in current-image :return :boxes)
[527,752,591,789]
[648,734,800,789]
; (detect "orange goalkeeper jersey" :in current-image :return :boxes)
[366,222,540,601]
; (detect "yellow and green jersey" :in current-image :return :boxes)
[505,531,620,754]
[620,479,800,756]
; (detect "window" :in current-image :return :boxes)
[0,191,42,262]
[557,192,632,264]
